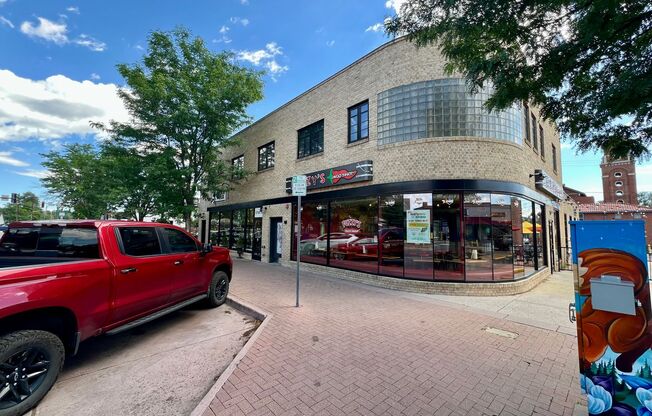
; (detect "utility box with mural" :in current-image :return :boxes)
[570,220,651,415]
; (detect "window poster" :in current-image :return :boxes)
[406,210,431,244]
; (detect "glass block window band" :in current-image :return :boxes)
[377,78,523,146]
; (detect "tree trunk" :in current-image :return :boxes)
[184,210,192,231]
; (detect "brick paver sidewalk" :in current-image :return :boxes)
[204,260,581,416]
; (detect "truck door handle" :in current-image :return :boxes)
[174,260,184,266]
[121,267,138,274]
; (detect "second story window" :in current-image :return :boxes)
[232,154,244,170]
[298,120,324,159]
[539,125,545,159]
[531,113,538,151]
[348,101,369,143]
[523,104,531,145]
[258,141,275,171]
[552,144,558,173]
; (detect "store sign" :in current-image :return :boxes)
[406,210,431,244]
[341,218,361,234]
[254,207,263,218]
[534,169,565,200]
[286,161,373,193]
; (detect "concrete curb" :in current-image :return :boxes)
[189,296,271,416]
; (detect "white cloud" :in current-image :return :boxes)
[134,44,144,51]
[66,6,79,14]
[14,169,49,179]
[240,0,249,4]
[90,73,100,80]
[326,40,335,47]
[0,69,129,144]
[236,42,288,80]
[20,17,105,51]
[0,151,28,167]
[0,15,13,28]
[365,23,384,33]
[74,34,106,52]
[213,25,232,44]
[219,25,229,34]
[229,17,249,26]
[385,0,407,14]
[20,17,68,45]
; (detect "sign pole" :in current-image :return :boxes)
[296,194,301,307]
[291,175,306,308]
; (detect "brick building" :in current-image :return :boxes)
[199,37,573,293]
[601,155,638,205]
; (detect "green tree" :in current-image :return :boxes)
[638,192,652,207]
[41,144,113,219]
[0,192,44,222]
[386,0,652,159]
[94,27,263,229]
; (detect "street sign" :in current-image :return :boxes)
[291,175,307,196]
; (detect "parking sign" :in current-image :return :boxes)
[291,175,307,196]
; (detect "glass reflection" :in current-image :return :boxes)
[404,193,433,281]
[432,194,463,281]
[294,202,329,265]
[491,194,514,280]
[464,193,493,281]
[379,195,405,277]
[329,197,378,274]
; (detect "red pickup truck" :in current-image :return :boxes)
[0,220,232,416]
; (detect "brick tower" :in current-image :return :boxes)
[601,154,638,204]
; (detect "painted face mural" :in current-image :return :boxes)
[576,248,652,416]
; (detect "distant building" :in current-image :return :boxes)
[569,153,651,247]
[601,155,637,205]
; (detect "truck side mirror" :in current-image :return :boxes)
[201,243,213,256]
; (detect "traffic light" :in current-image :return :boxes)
[41,202,45,209]
[10,193,17,204]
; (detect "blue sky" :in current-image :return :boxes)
[0,0,649,208]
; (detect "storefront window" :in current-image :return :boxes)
[404,193,434,281]
[535,204,546,268]
[491,194,514,280]
[209,212,221,245]
[379,195,405,278]
[219,212,231,247]
[329,197,378,274]
[231,210,245,250]
[432,193,463,281]
[293,202,329,265]
[514,198,535,278]
[245,208,254,251]
[464,193,492,281]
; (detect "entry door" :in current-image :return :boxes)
[269,217,282,263]
[252,217,262,261]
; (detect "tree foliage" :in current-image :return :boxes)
[41,144,112,219]
[639,192,652,207]
[0,192,46,223]
[386,0,652,158]
[94,27,263,229]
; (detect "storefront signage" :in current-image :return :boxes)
[534,169,565,200]
[254,207,263,218]
[406,210,430,244]
[341,218,361,234]
[286,161,373,193]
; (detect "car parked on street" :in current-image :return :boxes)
[0,220,232,416]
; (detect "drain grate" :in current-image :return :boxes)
[483,327,519,339]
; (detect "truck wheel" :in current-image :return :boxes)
[206,271,229,308]
[0,330,64,416]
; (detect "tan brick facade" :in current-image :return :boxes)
[201,37,570,294]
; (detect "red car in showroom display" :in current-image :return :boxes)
[331,228,404,261]
[0,220,232,416]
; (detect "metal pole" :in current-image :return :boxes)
[296,195,301,307]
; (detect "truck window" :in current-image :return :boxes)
[0,227,99,259]
[118,227,162,256]
[161,228,198,253]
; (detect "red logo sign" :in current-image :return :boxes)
[331,169,357,184]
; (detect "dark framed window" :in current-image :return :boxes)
[531,113,538,152]
[539,125,545,159]
[232,155,244,170]
[117,227,162,257]
[348,100,369,143]
[257,141,275,171]
[298,120,324,159]
[161,228,198,253]
[552,144,558,173]
[523,104,531,145]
